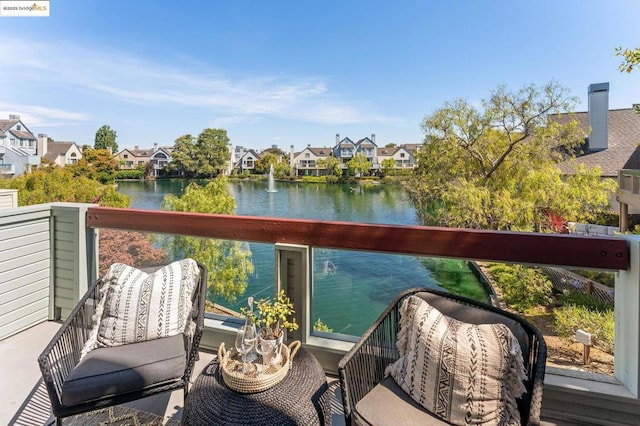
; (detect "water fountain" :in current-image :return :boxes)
[266,164,277,193]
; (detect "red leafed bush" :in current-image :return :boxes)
[99,229,168,276]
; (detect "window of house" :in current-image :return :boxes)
[124,154,128,159]
[17,125,21,130]
[305,153,310,158]
[400,153,405,158]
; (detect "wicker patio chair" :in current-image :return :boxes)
[38,262,207,426]
[338,287,547,426]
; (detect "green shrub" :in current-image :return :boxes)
[486,264,553,312]
[324,175,339,184]
[301,176,326,183]
[559,290,613,312]
[114,169,144,180]
[553,304,614,354]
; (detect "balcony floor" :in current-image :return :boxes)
[1,322,582,425]
[1,321,346,425]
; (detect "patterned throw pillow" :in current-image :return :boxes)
[386,295,527,426]
[81,259,200,356]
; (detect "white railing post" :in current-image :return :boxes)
[616,234,640,397]
[274,243,311,343]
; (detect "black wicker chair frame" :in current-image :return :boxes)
[338,287,547,426]
[38,263,207,425]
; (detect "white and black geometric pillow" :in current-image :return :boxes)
[386,295,527,426]
[78,259,200,358]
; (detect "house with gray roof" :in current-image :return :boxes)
[115,143,173,177]
[293,146,333,176]
[555,83,640,216]
[0,115,41,176]
[332,134,379,166]
[376,145,417,170]
[556,83,640,178]
[236,149,261,173]
[41,139,82,167]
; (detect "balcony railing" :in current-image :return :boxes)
[2,203,640,424]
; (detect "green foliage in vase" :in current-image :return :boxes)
[159,176,253,302]
[243,289,298,339]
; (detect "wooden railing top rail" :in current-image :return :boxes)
[86,207,629,270]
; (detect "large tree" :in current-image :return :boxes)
[255,152,291,178]
[346,153,372,177]
[160,177,254,302]
[616,47,640,73]
[195,128,231,177]
[255,152,279,175]
[165,134,198,177]
[68,148,118,183]
[94,125,118,153]
[616,46,640,114]
[317,156,343,177]
[167,129,231,178]
[407,81,616,231]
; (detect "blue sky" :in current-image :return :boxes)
[1,0,639,152]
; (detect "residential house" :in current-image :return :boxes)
[556,82,640,211]
[332,135,357,165]
[376,144,418,171]
[236,149,261,173]
[115,143,173,176]
[293,146,333,176]
[0,114,40,176]
[40,138,82,167]
[356,135,377,165]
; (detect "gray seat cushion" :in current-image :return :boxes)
[62,334,187,406]
[415,291,530,356]
[354,376,451,425]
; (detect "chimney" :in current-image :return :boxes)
[371,133,376,143]
[290,145,295,176]
[153,143,158,152]
[588,82,609,151]
[9,114,20,120]
[37,133,48,157]
[336,133,340,144]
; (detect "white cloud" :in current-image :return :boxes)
[0,103,90,127]
[0,37,395,126]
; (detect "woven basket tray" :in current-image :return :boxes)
[218,340,301,393]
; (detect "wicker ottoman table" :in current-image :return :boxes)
[182,345,331,425]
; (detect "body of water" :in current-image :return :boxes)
[116,179,485,337]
